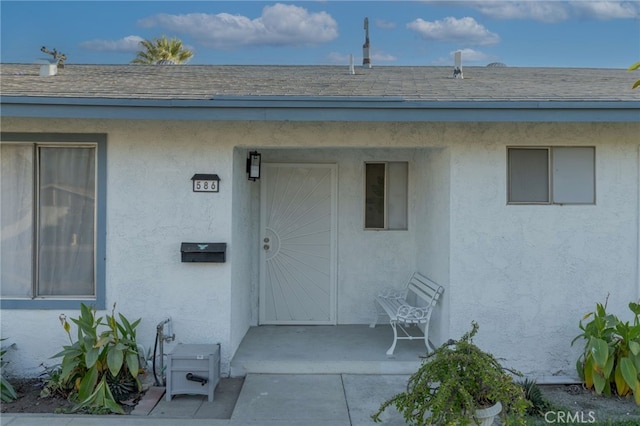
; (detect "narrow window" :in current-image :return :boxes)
[365,162,408,230]
[507,147,595,205]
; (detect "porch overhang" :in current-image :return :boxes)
[2,95,639,123]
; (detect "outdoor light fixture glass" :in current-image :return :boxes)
[247,151,261,181]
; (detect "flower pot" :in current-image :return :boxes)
[473,401,502,426]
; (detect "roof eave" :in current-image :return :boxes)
[1,96,639,123]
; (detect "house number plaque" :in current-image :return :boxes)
[191,174,220,193]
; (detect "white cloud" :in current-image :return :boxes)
[451,48,494,63]
[466,1,570,23]
[407,16,500,45]
[137,3,338,49]
[372,50,398,62]
[433,48,496,66]
[327,52,351,64]
[570,1,640,20]
[446,0,638,22]
[375,19,396,30]
[79,35,144,52]
[326,49,397,65]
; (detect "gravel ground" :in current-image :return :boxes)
[537,384,640,424]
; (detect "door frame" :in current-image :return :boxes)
[258,162,338,325]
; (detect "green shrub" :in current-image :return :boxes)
[1,339,18,403]
[518,378,552,416]
[572,296,640,404]
[373,322,530,425]
[39,364,72,399]
[49,303,141,414]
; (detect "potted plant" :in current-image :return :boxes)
[372,321,530,426]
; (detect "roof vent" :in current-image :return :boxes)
[453,51,463,79]
[37,59,58,77]
[349,54,355,75]
[38,46,66,77]
[362,17,371,68]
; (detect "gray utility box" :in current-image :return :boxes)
[166,343,220,402]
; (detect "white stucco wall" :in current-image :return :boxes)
[415,147,451,345]
[447,123,639,380]
[2,119,239,376]
[1,118,638,381]
[229,147,258,352]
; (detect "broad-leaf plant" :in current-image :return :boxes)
[49,303,141,414]
[1,338,18,403]
[573,296,640,404]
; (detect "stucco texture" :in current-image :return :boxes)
[1,118,638,379]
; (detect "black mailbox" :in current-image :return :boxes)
[181,243,226,263]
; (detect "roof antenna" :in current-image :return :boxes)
[41,46,67,68]
[453,50,463,79]
[362,17,371,68]
[38,46,66,77]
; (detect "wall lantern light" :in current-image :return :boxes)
[247,151,261,181]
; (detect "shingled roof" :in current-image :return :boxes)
[2,64,639,123]
[1,64,639,102]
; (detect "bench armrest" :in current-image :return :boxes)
[397,304,430,321]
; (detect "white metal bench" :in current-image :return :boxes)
[370,272,444,355]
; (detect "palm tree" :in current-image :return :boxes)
[630,61,640,89]
[131,36,193,65]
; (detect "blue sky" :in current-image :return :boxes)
[1,1,639,68]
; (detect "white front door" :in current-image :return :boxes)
[259,163,337,324]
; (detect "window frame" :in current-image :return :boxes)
[507,146,595,206]
[364,161,408,231]
[1,133,106,309]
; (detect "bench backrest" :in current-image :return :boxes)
[406,272,444,308]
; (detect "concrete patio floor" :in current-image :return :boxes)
[2,325,430,425]
[230,324,430,376]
